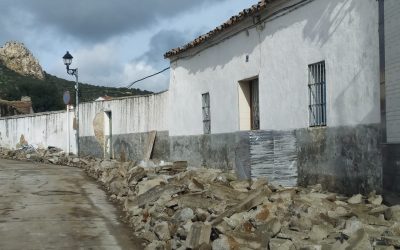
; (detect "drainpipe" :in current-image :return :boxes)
[378,0,386,143]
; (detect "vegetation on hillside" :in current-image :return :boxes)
[0,64,152,112]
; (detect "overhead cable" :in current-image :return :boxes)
[124,67,170,89]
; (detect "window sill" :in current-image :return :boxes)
[308,125,327,129]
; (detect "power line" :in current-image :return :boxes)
[124,67,170,89]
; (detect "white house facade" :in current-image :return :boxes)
[168,0,380,135]
[165,0,400,194]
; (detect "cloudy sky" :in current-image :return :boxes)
[0,0,257,92]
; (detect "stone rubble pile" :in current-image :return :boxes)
[1,147,399,250]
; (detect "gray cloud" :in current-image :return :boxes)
[0,0,255,92]
[139,30,189,67]
[0,0,225,43]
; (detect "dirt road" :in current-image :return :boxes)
[0,158,141,250]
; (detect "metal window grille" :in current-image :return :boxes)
[202,93,211,134]
[308,61,327,127]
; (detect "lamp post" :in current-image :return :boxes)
[62,51,80,156]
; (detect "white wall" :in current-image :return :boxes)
[80,92,169,137]
[168,0,380,136]
[0,110,76,153]
[385,0,400,143]
[0,92,168,155]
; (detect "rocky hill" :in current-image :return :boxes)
[0,41,151,112]
[0,41,45,80]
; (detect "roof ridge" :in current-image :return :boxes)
[164,0,270,58]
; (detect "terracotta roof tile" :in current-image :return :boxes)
[164,0,273,58]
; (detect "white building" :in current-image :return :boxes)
[164,0,400,194]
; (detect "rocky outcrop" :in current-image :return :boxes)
[0,41,45,80]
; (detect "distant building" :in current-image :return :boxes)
[0,96,33,117]
[95,96,113,102]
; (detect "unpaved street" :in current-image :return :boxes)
[0,159,140,250]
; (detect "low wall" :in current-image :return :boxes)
[80,92,168,137]
[0,92,169,158]
[0,110,76,153]
[78,92,169,160]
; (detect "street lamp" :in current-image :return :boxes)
[63,51,80,156]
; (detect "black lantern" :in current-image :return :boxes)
[63,51,73,66]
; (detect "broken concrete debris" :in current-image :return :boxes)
[0,147,399,249]
[186,222,212,249]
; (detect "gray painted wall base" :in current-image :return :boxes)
[170,124,382,193]
[297,124,382,195]
[169,133,240,171]
[79,131,170,162]
[79,124,383,194]
[383,143,400,192]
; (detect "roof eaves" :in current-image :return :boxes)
[164,0,270,59]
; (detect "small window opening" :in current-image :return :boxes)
[202,93,211,134]
[308,61,327,127]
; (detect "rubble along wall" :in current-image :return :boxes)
[169,130,297,186]
[170,124,382,193]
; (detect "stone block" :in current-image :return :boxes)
[185,222,211,249]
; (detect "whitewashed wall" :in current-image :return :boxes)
[385,0,400,143]
[0,110,76,153]
[0,92,169,154]
[168,0,380,136]
[79,92,169,137]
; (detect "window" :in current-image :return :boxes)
[202,93,211,134]
[308,61,327,127]
[239,78,259,130]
